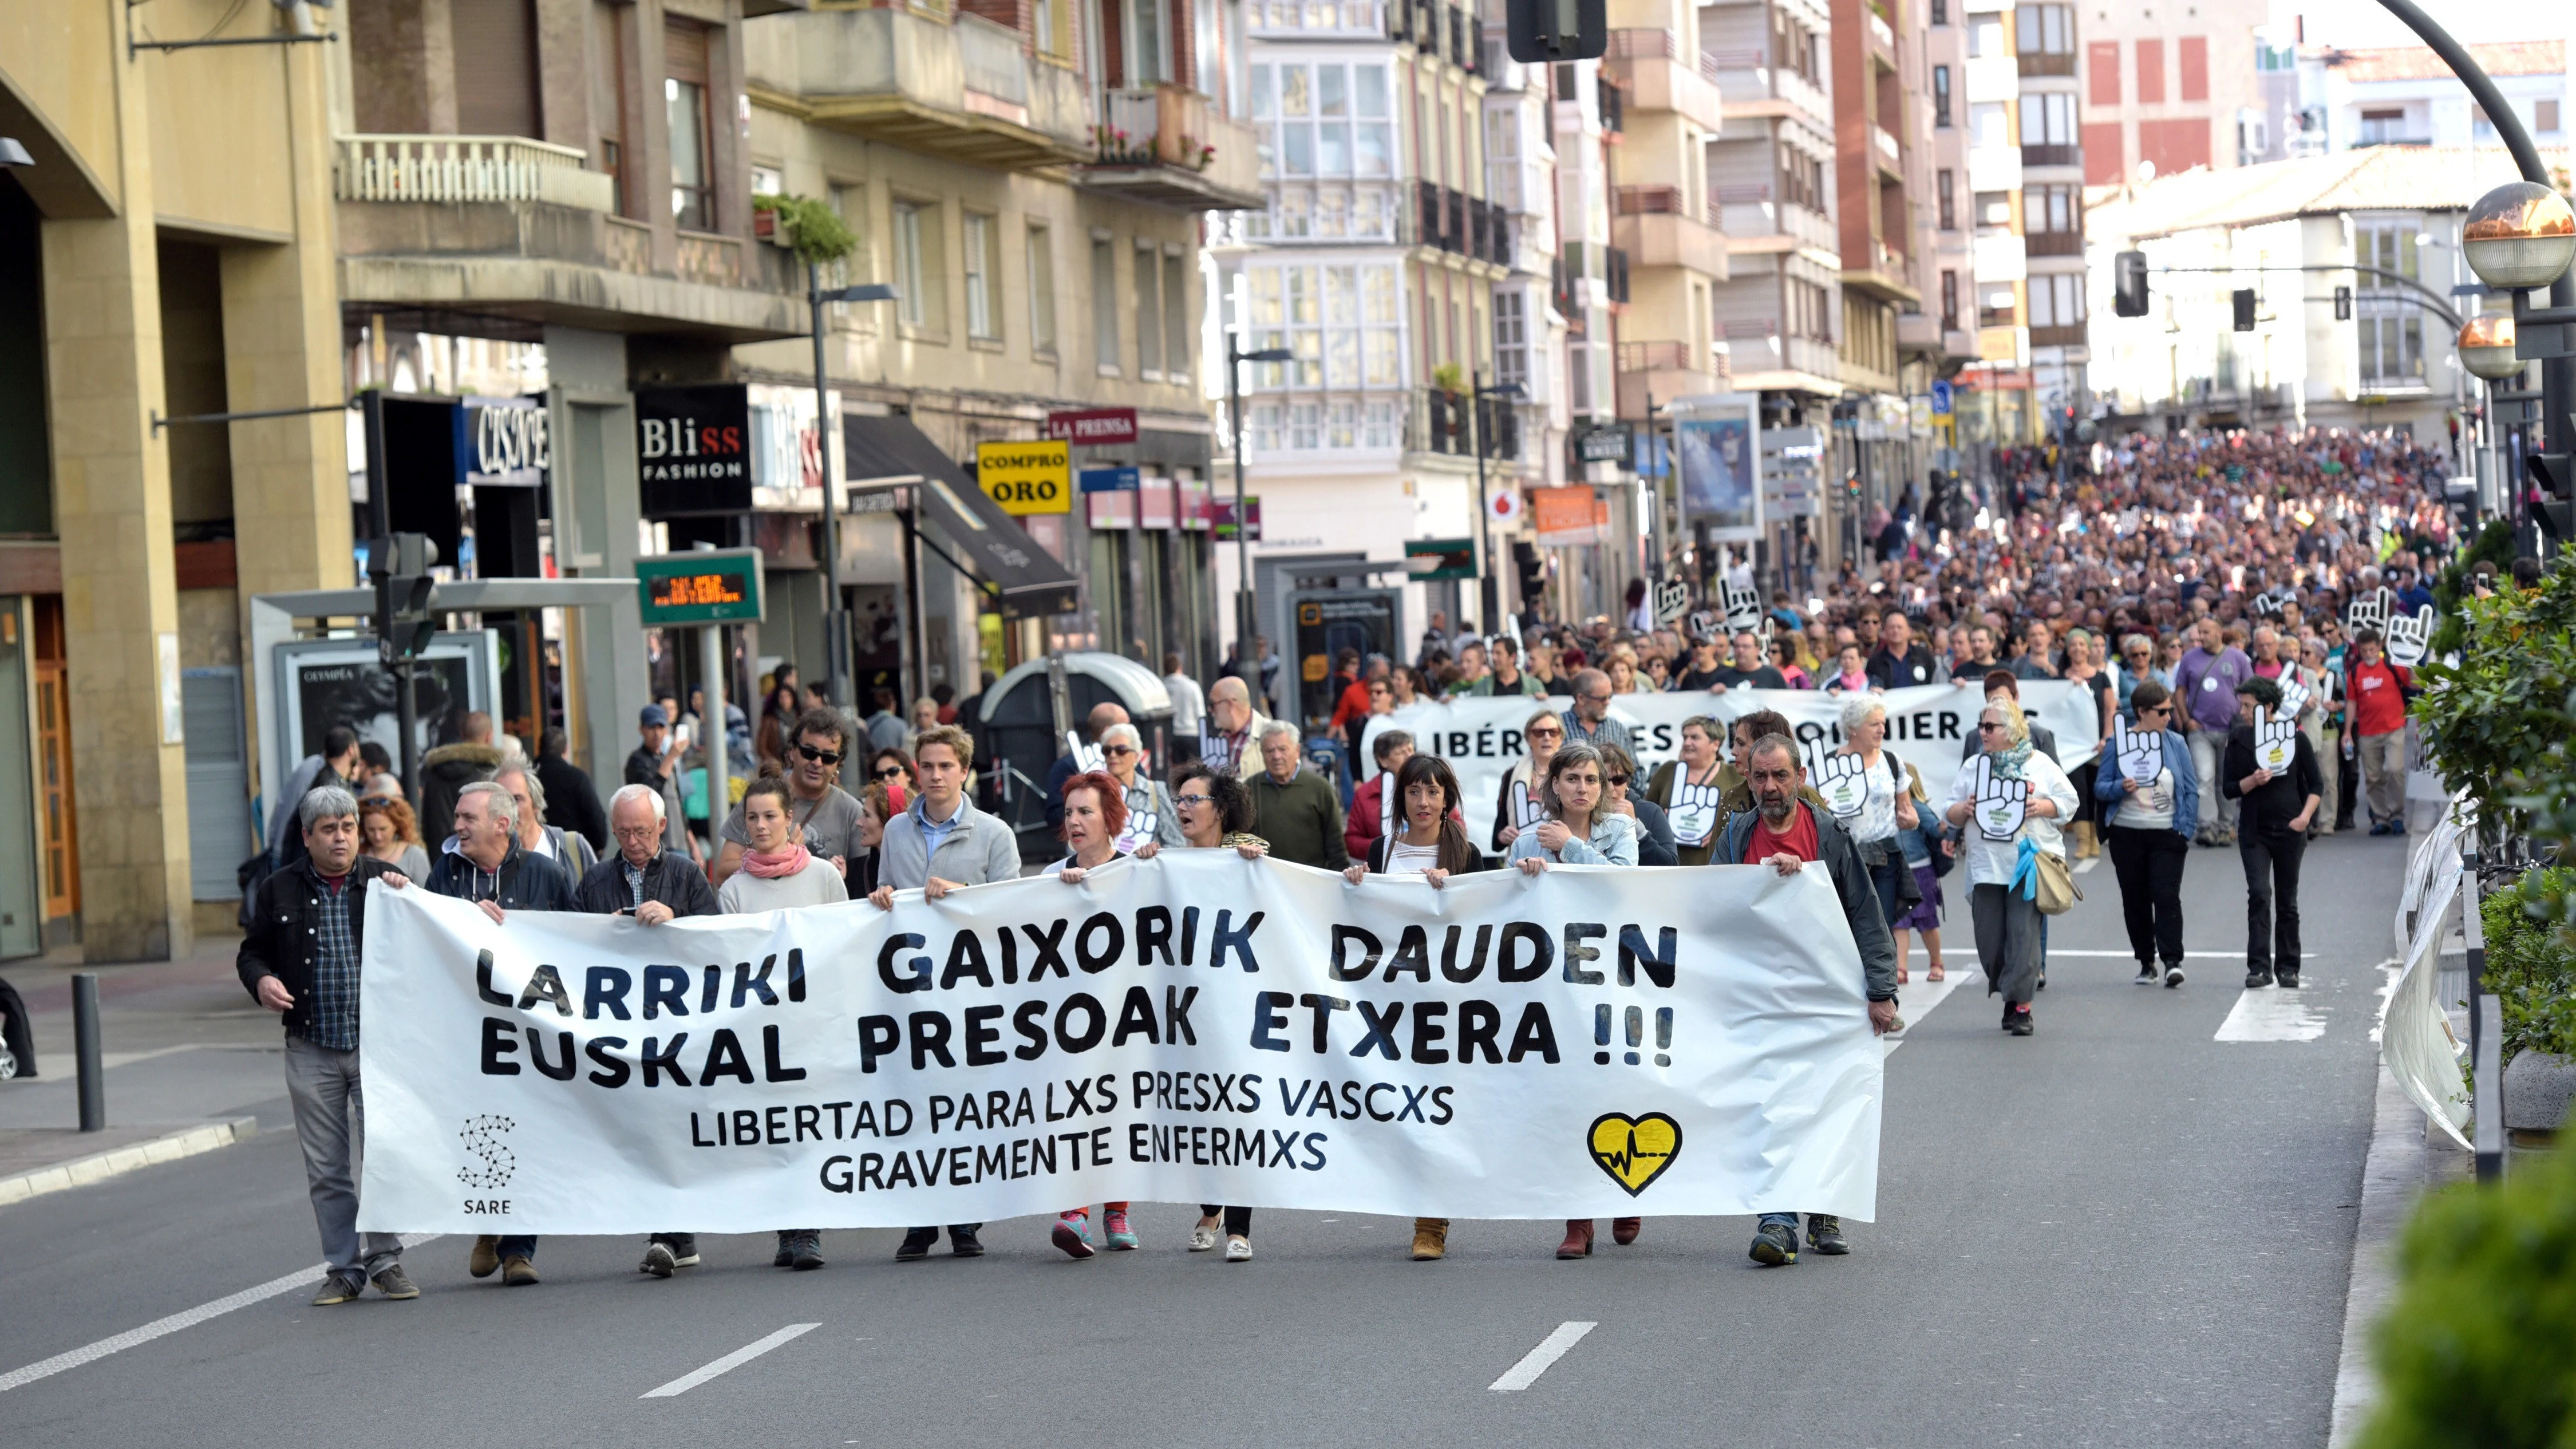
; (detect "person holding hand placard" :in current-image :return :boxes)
[2222,677,2322,989]
[1942,700,2078,1036]
[2095,681,2198,988]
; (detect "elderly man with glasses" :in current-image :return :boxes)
[1560,668,1636,757]
[712,708,866,887]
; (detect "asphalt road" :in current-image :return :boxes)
[0,827,2407,1449]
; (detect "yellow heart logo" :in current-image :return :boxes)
[1587,1112,1683,1197]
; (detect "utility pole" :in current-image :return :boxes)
[1224,334,1293,682]
[805,269,899,709]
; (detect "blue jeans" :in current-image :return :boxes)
[1759,1213,1831,1230]
[496,1235,538,1261]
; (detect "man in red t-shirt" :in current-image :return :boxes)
[2341,629,2412,835]
[1713,733,1901,1269]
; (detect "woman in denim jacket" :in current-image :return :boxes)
[2093,680,2200,988]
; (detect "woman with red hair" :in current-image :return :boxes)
[1044,770,1133,1257]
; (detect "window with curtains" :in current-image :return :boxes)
[1933,66,1951,127]
[2028,273,2084,328]
[963,212,998,341]
[1494,291,1526,390]
[1247,60,1396,243]
[1129,0,1168,86]
[1940,270,1959,329]
[2014,4,2073,57]
[1240,263,1401,390]
[1161,250,1191,383]
[663,18,714,231]
[2019,93,2077,146]
[1937,169,1955,230]
[1027,223,1057,354]
[2023,183,2080,233]
[893,201,926,327]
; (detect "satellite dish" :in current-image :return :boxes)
[2135,160,2158,184]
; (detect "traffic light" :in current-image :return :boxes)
[2113,250,2149,317]
[2333,285,2353,321]
[2532,455,2575,545]
[1504,0,1606,62]
[2232,288,2258,331]
[368,532,440,665]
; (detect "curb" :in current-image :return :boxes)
[2327,1063,2458,1448]
[0,1117,259,1209]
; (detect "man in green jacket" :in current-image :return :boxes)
[1465,635,1546,697]
[1247,719,1348,869]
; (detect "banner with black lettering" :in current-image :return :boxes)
[1366,682,2102,847]
[356,854,1882,1233]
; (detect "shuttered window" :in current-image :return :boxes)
[453,0,542,137]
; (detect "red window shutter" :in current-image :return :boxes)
[2088,41,2121,104]
[2135,38,2164,105]
[2178,36,2208,102]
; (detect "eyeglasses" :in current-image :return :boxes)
[797,744,843,765]
[1978,721,2006,732]
[1173,793,1213,807]
[1606,773,1631,787]
[871,765,906,780]
[1103,745,1137,757]
[1524,726,1563,740]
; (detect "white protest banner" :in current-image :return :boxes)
[1364,682,2101,849]
[358,854,1883,1234]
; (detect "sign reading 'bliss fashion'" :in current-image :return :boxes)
[635,385,752,516]
[357,855,1883,1233]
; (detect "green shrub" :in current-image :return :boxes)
[2416,547,2576,827]
[752,193,858,267]
[2484,867,2576,1067]
[2430,520,2518,657]
[2358,1139,2576,1449]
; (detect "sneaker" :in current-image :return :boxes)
[2245,968,2274,989]
[774,1233,795,1268]
[2275,969,2301,989]
[1224,1235,1254,1262]
[666,1235,701,1268]
[500,1255,539,1286]
[1410,1219,1448,1261]
[2136,961,2159,985]
[1103,1207,1137,1250]
[370,1265,420,1300]
[1805,1216,1850,1255]
[2007,1006,2035,1036]
[311,1273,364,1306]
[2367,821,2390,837]
[2164,964,2186,989]
[949,1226,985,1257]
[1190,1223,1221,1253]
[468,1235,501,1278]
[1748,1221,1799,1266]
[1611,1217,1642,1246]
[789,1231,825,1271]
[2036,971,2047,991]
[641,1241,678,1278]
[1053,1213,1095,1260]
[895,1228,938,1262]
[2001,1002,2018,1031]
[2392,818,2407,836]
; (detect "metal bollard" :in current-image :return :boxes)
[73,972,104,1132]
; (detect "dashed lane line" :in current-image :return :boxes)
[0,1234,444,1394]
[641,1324,821,1399]
[1488,1321,1597,1392]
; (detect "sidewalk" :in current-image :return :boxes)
[0,930,290,1199]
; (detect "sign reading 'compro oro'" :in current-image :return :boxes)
[975,439,1072,515]
[355,854,1883,1233]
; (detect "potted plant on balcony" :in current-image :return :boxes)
[1093,125,1153,167]
[1178,134,1216,173]
[752,193,858,269]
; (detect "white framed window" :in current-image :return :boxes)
[1162,246,1190,383]
[1135,243,1164,376]
[1028,223,1057,354]
[1250,61,1393,183]
[892,199,938,331]
[963,211,998,341]
[1092,235,1120,369]
[1494,290,1526,390]
[2029,273,2085,328]
[2018,93,2077,147]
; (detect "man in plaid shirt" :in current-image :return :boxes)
[238,784,414,1306]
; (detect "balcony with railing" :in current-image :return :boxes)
[1247,0,1386,35]
[1603,28,1725,132]
[2025,229,2083,257]
[744,8,1089,169]
[2019,143,2082,171]
[1871,124,1902,177]
[1402,182,1510,265]
[1598,74,1626,136]
[2016,50,2076,77]
[334,133,803,342]
[1611,186,1728,279]
[1080,85,1264,210]
[1614,339,1722,416]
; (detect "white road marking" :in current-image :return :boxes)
[642,1324,820,1399]
[1926,949,2308,960]
[1883,960,1980,1057]
[0,1234,443,1393]
[2217,988,2330,1042]
[2072,855,2101,875]
[1488,1321,1597,1392]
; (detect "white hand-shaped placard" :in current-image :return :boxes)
[2384,605,2433,668]
[1667,783,1720,846]
[2112,716,2163,786]
[2254,708,2297,773]
[1653,579,1692,626]
[1115,810,1159,855]
[2347,587,2392,636]
[1066,729,1105,773]
[2277,676,2312,721]
[1721,581,1764,633]
[1816,752,1868,819]
[1973,755,2028,841]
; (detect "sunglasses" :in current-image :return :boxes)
[1606,773,1631,787]
[1978,721,2006,732]
[1525,726,1563,739]
[1103,745,1137,757]
[871,765,906,780]
[797,745,843,765]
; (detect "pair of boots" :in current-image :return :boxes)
[1556,1218,1642,1258]
[2070,820,2099,860]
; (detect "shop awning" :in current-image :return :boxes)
[842,415,1081,621]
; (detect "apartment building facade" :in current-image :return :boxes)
[1704,0,1844,413]
[2320,41,2568,155]
[2075,2,2258,185]
[1899,0,1977,388]
[738,0,1258,686]
[1208,0,1520,652]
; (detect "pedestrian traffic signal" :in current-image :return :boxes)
[368,532,440,665]
[2232,289,2257,331]
[2113,250,2149,317]
[1504,0,1606,61]
[2333,285,2352,321]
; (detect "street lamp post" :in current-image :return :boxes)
[805,267,898,709]
[1224,334,1293,685]
[1466,370,1526,634]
